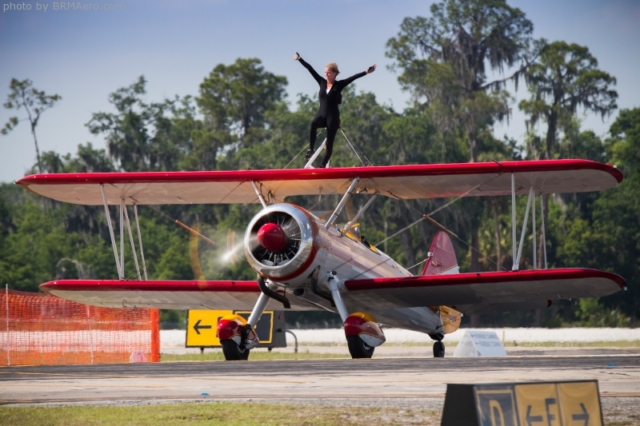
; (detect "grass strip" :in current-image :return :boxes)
[0,402,441,425]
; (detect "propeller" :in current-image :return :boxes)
[248,211,302,266]
[221,229,244,264]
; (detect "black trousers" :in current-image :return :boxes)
[309,115,339,166]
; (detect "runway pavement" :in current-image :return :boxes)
[1,351,639,407]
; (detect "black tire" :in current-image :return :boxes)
[347,335,375,359]
[221,339,250,361]
[433,341,445,358]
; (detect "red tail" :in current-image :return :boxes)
[421,231,459,276]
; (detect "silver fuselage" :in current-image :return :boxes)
[244,203,444,336]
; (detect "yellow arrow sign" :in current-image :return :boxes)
[557,382,602,426]
[186,310,231,347]
[515,383,561,426]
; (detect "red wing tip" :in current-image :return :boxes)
[345,268,626,290]
[38,279,262,293]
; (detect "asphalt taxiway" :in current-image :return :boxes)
[1,352,639,406]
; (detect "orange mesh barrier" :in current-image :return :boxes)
[0,289,160,366]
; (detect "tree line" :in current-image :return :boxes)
[1,0,637,328]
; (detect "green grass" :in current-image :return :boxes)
[0,402,441,425]
[1,400,637,425]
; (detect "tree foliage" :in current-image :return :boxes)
[520,40,618,160]
[2,78,62,173]
[386,0,532,161]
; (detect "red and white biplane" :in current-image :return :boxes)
[17,159,626,360]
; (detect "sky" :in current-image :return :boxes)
[1,0,639,183]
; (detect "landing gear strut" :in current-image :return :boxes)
[327,272,385,359]
[433,340,445,358]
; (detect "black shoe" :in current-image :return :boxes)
[304,149,313,160]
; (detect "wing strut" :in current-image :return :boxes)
[511,174,517,270]
[514,187,534,270]
[512,185,547,271]
[133,205,148,280]
[532,191,537,270]
[123,203,142,280]
[339,129,369,166]
[304,138,327,169]
[100,184,123,279]
[341,193,378,236]
[100,185,150,281]
[119,199,125,278]
[325,178,360,229]
[541,195,548,268]
[327,271,349,322]
[250,181,268,208]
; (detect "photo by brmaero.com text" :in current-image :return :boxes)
[3,2,126,12]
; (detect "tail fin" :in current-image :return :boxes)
[421,231,459,276]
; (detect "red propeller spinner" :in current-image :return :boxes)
[256,222,289,252]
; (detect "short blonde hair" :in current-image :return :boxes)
[325,62,340,74]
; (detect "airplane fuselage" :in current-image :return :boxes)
[243,203,445,337]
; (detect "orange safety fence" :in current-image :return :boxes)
[0,289,159,366]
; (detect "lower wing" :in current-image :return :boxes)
[344,268,625,315]
[39,280,317,311]
[41,268,625,315]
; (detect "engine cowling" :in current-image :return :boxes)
[244,204,318,281]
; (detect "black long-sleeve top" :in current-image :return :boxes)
[299,57,366,125]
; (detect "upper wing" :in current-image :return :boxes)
[39,279,319,311]
[343,268,626,315]
[17,160,622,205]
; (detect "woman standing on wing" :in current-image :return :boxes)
[294,52,375,168]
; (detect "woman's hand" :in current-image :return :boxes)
[293,52,301,61]
[366,64,377,74]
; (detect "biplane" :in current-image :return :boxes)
[17,159,626,360]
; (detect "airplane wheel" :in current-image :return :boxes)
[347,335,374,359]
[221,339,250,361]
[433,341,445,358]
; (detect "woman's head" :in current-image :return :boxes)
[325,63,339,81]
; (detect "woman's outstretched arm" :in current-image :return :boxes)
[294,52,324,85]
[338,64,376,88]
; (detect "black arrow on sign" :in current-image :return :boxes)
[193,319,212,335]
[572,403,589,426]
[526,405,543,425]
